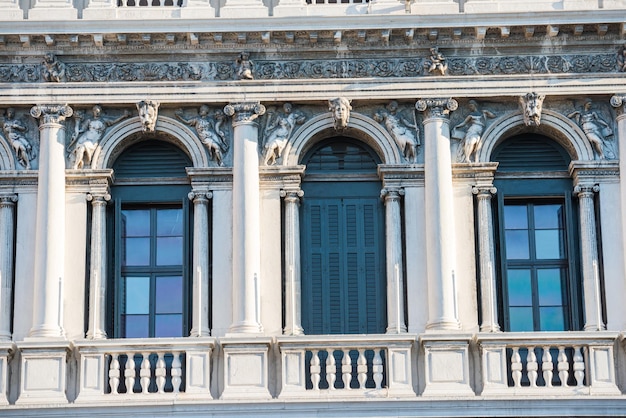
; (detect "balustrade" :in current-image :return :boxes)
[117,0,182,7]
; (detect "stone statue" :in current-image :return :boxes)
[426,47,447,76]
[452,100,496,163]
[69,105,130,169]
[2,108,35,169]
[329,97,352,131]
[136,100,160,133]
[176,105,227,166]
[236,52,254,80]
[374,101,419,163]
[618,44,626,72]
[519,92,545,126]
[262,103,306,166]
[568,99,614,159]
[42,53,66,82]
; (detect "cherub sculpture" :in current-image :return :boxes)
[426,47,447,76]
[176,105,227,166]
[2,108,35,169]
[236,52,254,80]
[568,99,613,159]
[452,100,496,163]
[42,53,66,82]
[262,103,306,166]
[374,101,419,163]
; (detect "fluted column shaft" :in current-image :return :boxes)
[0,195,17,341]
[189,190,212,337]
[282,188,304,336]
[575,184,605,331]
[86,193,110,339]
[473,186,500,332]
[416,98,460,331]
[224,102,266,334]
[28,104,72,339]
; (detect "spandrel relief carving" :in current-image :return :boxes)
[1,108,36,169]
[136,100,160,133]
[520,93,545,126]
[329,97,352,131]
[176,105,228,166]
[568,99,615,159]
[262,103,306,166]
[374,101,419,163]
[451,100,496,163]
[69,105,131,169]
[42,53,66,82]
[618,44,626,72]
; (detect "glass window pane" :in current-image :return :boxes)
[156,237,183,265]
[505,230,530,259]
[538,269,564,305]
[156,276,183,314]
[540,307,565,331]
[124,237,150,266]
[504,205,528,229]
[155,314,183,338]
[122,210,150,237]
[125,276,150,314]
[509,307,534,332]
[124,314,150,338]
[157,209,183,237]
[534,204,563,229]
[535,230,564,259]
[507,269,532,305]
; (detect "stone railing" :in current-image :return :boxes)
[118,0,182,7]
[477,332,621,396]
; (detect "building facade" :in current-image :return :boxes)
[1,0,626,416]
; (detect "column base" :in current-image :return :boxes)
[282,326,304,336]
[189,327,212,338]
[425,318,461,331]
[27,324,66,339]
[220,337,272,400]
[228,321,263,334]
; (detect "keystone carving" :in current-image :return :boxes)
[136,100,160,133]
[519,93,545,126]
[328,97,352,131]
[262,103,306,166]
[176,105,227,166]
[374,101,419,163]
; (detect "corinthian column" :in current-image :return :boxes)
[416,98,460,331]
[189,190,212,337]
[0,194,17,341]
[574,184,605,331]
[472,186,500,332]
[224,102,266,334]
[281,188,304,336]
[28,104,72,339]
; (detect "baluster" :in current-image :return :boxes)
[310,350,321,390]
[171,352,182,393]
[542,346,553,388]
[372,349,383,390]
[511,347,522,388]
[125,353,136,394]
[160,0,165,5]
[573,346,585,387]
[140,352,152,394]
[557,347,569,386]
[357,349,367,389]
[155,352,166,393]
[326,350,336,390]
[527,347,538,387]
[109,354,120,394]
[342,349,352,389]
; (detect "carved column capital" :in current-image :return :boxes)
[0,194,18,206]
[30,104,73,126]
[415,98,458,120]
[280,188,304,202]
[610,95,626,117]
[86,192,111,204]
[574,184,600,197]
[472,186,497,198]
[224,102,266,125]
[380,187,405,201]
[188,190,213,202]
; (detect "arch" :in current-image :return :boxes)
[92,116,209,170]
[283,112,402,166]
[0,135,16,171]
[478,110,594,163]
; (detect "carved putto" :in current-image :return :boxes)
[69,105,130,169]
[618,44,626,72]
[42,53,66,82]
[136,100,160,133]
[568,99,614,160]
[176,105,227,166]
[262,103,306,166]
[452,100,496,163]
[374,101,419,163]
[329,97,352,131]
[426,47,447,76]
[236,52,254,80]
[1,108,36,169]
[519,93,545,126]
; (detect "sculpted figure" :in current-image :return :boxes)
[427,47,447,76]
[618,44,626,72]
[329,97,352,131]
[70,105,130,169]
[136,100,160,133]
[262,103,306,166]
[452,100,496,163]
[568,99,613,159]
[2,108,35,169]
[42,53,66,82]
[374,101,419,163]
[176,105,227,166]
[236,52,254,80]
[519,92,545,126]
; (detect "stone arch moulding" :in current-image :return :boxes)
[478,109,594,163]
[92,116,209,170]
[0,134,16,171]
[283,112,403,166]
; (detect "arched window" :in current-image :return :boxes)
[108,140,192,338]
[300,137,386,334]
[492,134,582,332]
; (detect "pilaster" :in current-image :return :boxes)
[0,194,17,341]
[281,188,304,336]
[189,190,212,337]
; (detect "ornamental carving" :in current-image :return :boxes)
[136,100,160,133]
[374,101,419,163]
[223,102,266,125]
[328,97,352,131]
[42,53,66,82]
[30,104,73,125]
[426,47,447,76]
[262,103,306,166]
[416,98,458,119]
[1,108,36,169]
[618,44,626,72]
[176,105,228,166]
[567,99,615,160]
[610,95,626,116]
[452,100,496,163]
[519,93,545,126]
[236,52,254,80]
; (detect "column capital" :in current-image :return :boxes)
[86,192,111,203]
[574,184,600,197]
[280,188,304,201]
[472,186,497,197]
[0,194,18,205]
[380,187,405,200]
[188,190,213,202]
[224,102,266,125]
[610,94,626,117]
[30,104,73,126]
[415,98,458,120]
